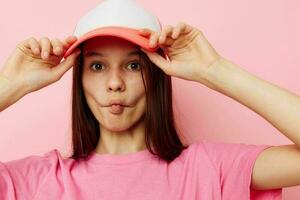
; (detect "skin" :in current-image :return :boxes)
[1,22,300,190]
[140,22,300,190]
[81,36,148,154]
[0,36,80,111]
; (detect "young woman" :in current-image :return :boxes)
[1,0,300,199]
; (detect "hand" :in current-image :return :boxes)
[0,36,81,94]
[138,22,223,84]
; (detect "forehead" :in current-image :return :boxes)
[82,36,140,56]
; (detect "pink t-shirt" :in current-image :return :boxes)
[0,140,282,200]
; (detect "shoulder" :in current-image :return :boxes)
[0,149,71,199]
[183,139,273,170]
[190,139,272,157]
[2,149,71,175]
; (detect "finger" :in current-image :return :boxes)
[27,37,40,55]
[158,25,174,45]
[21,38,33,49]
[149,32,160,48]
[51,38,64,56]
[171,22,186,39]
[61,36,78,50]
[39,37,52,59]
[50,48,81,81]
[157,28,176,49]
[138,28,153,37]
[140,48,171,75]
[176,22,195,36]
[164,25,175,39]
[60,36,78,55]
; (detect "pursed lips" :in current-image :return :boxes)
[108,99,129,107]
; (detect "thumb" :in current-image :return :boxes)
[140,48,171,74]
[51,49,81,80]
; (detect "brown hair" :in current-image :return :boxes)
[70,42,188,163]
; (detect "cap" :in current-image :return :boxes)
[63,0,167,59]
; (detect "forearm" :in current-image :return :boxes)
[202,57,300,147]
[0,74,26,112]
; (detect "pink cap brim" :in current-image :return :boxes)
[63,26,167,59]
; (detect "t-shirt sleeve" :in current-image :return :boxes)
[0,149,59,199]
[200,140,283,200]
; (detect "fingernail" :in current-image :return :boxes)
[55,47,61,53]
[34,47,40,54]
[149,40,154,47]
[43,51,48,59]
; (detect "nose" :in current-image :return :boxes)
[106,70,125,92]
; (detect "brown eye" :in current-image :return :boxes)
[90,63,104,71]
[127,62,141,71]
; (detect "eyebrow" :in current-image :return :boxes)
[84,50,140,58]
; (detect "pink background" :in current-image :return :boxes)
[0,0,299,198]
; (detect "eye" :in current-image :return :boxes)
[127,62,141,71]
[90,63,104,71]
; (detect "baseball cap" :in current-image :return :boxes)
[63,0,168,59]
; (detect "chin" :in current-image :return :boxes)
[101,122,132,133]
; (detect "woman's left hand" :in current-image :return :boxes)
[138,22,223,84]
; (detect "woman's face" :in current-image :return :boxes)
[81,36,146,132]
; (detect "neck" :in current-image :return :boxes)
[95,117,147,155]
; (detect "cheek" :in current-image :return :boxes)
[82,77,108,129]
[82,75,147,131]
[82,74,105,103]
[130,67,146,90]
[82,74,107,122]
[122,77,146,121]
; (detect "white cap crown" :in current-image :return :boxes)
[74,0,162,37]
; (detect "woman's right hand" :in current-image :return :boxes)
[0,36,81,94]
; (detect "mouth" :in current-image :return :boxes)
[108,99,130,107]
[109,104,125,114]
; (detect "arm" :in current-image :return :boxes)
[201,57,300,190]
[0,36,80,112]
[202,58,300,148]
[0,74,27,112]
[138,22,300,190]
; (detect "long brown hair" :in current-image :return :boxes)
[70,41,188,163]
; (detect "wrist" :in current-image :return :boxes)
[0,73,28,111]
[200,57,237,93]
[195,56,224,91]
[0,72,29,95]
